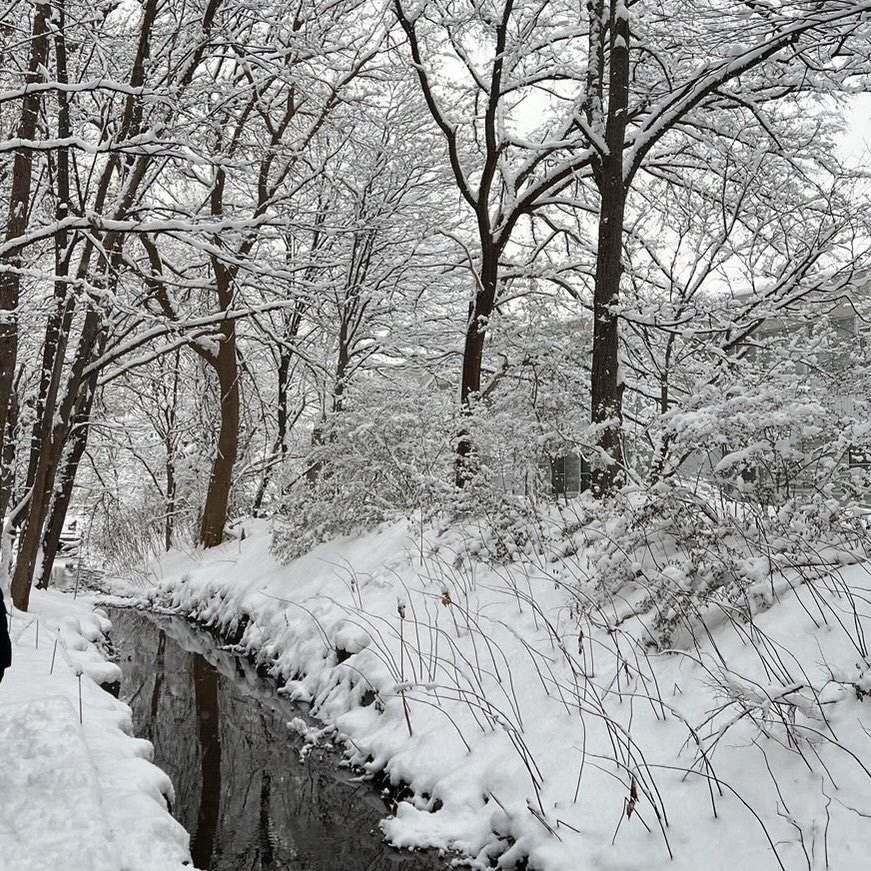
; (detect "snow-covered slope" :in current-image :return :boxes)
[123,519,871,870]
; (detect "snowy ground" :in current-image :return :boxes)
[0,588,193,871]
[110,517,871,871]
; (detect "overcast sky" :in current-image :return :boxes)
[841,93,871,166]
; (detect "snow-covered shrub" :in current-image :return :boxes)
[562,378,871,647]
[567,482,863,647]
[272,380,457,560]
[272,395,557,564]
[656,381,870,505]
[272,303,595,563]
[85,497,171,574]
[434,308,595,561]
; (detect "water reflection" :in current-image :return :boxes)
[108,608,444,871]
[192,653,221,869]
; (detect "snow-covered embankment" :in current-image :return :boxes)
[123,519,871,871]
[0,589,193,871]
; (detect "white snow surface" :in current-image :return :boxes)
[119,519,871,871]
[0,589,192,871]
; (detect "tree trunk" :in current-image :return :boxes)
[11,325,92,608]
[165,455,177,552]
[590,171,627,494]
[36,381,97,591]
[199,344,240,547]
[0,384,18,529]
[0,1,50,509]
[251,343,293,516]
[199,261,240,548]
[456,243,499,486]
[18,0,76,548]
[589,2,630,496]
[332,317,351,415]
[199,162,242,548]
[163,356,180,551]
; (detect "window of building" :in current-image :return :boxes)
[551,453,590,497]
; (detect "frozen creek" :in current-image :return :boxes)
[107,607,445,871]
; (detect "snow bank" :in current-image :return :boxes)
[0,589,193,871]
[121,519,871,870]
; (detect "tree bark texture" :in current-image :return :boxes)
[589,1,629,495]
[0,2,50,510]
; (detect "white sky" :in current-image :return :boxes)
[840,93,871,167]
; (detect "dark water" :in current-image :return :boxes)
[107,607,445,871]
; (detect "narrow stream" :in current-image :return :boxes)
[107,607,445,871]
